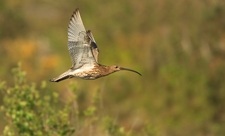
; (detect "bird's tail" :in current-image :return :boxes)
[50,69,72,82]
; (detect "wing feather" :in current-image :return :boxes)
[87,30,99,62]
[68,9,86,42]
[67,9,98,69]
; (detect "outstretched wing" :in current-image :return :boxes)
[68,8,98,69]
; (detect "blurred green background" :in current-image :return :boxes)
[1,0,225,135]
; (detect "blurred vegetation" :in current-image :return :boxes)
[0,0,225,135]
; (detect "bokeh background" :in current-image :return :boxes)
[1,0,225,135]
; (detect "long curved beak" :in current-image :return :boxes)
[120,67,142,76]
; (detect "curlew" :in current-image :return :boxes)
[50,8,141,82]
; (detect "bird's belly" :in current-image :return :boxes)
[76,72,99,80]
[72,68,100,80]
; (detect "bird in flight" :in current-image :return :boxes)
[50,8,141,82]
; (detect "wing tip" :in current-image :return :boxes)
[75,8,79,12]
[70,8,80,20]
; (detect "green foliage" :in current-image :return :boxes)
[79,88,140,136]
[0,63,75,136]
[102,116,126,136]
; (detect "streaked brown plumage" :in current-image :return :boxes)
[50,8,141,82]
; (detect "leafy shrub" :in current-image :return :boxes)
[0,63,75,136]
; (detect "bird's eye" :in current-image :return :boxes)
[115,66,118,68]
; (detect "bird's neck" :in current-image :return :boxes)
[97,65,115,76]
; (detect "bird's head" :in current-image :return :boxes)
[110,65,142,76]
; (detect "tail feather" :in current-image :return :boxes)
[50,69,72,82]
[50,75,72,82]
